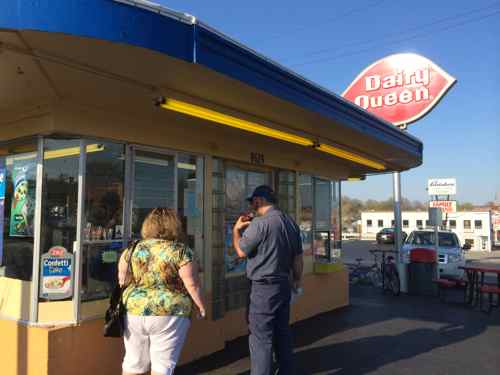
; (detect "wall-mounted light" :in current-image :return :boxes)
[155,97,314,147]
[316,144,385,171]
[44,144,104,160]
[156,96,386,171]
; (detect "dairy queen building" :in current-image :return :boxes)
[0,1,423,374]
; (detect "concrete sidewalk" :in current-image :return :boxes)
[177,286,500,374]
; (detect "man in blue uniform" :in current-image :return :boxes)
[233,185,303,375]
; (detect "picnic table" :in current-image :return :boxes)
[459,264,500,312]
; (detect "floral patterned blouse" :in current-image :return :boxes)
[121,239,194,317]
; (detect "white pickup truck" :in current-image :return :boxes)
[401,230,470,278]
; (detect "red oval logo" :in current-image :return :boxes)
[342,53,456,126]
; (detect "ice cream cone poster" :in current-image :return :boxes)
[9,159,35,237]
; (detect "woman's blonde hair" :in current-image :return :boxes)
[141,207,184,241]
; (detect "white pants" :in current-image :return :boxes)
[123,314,190,375]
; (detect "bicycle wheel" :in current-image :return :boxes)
[387,268,400,296]
[369,268,383,288]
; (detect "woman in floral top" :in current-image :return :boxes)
[118,208,206,375]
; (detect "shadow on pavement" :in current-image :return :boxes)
[177,286,500,375]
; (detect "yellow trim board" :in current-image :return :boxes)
[313,262,346,274]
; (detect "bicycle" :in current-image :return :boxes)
[369,249,401,296]
[348,257,375,285]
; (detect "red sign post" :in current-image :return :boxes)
[342,53,456,126]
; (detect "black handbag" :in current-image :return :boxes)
[103,241,139,338]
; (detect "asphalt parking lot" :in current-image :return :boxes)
[175,241,500,374]
[341,239,500,266]
[177,284,500,375]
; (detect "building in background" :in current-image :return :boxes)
[361,210,492,251]
[493,211,500,248]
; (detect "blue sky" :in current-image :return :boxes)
[157,0,499,205]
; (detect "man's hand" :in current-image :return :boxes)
[292,279,302,292]
[232,216,252,259]
[234,216,251,232]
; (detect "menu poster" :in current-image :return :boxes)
[9,159,35,237]
[0,163,5,264]
[40,246,73,300]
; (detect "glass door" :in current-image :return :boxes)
[130,148,176,239]
[127,147,204,264]
[224,165,272,275]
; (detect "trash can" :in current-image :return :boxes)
[407,248,438,296]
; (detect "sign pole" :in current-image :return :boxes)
[393,169,407,292]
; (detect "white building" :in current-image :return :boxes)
[361,210,493,251]
[493,211,500,247]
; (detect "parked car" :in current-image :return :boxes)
[376,228,407,244]
[401,230,470,278]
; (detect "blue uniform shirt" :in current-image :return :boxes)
[239,206,303,282]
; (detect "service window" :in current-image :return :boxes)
[0,139,38,281]
[82,141,125,301]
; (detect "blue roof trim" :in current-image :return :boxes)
[195,23,423,158]
[0,0,194,63]
[0,0,422,163]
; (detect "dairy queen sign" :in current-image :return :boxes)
[342,53,456,126]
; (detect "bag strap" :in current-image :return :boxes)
[122,240,140,291]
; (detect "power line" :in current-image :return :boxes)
[253,0,387,44]
[281,1,500,63]
[289,8,500,68]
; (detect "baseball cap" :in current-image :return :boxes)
[246,185,276,203]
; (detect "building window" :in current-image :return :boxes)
[464,220,471,230]
[465,238,474,249]
[475,220,482,230]
[299,174,313,257]
[442,220,447,228]
[425,220,430,227]
[450,220,456,229]
[367,220,372,227]
[313,178,332,259]
[378,219,384,228]
[416,220,423,228]
[277,171,296,217]
[391,220,395,227]
[403,220,409,228]
[0,139,39,281]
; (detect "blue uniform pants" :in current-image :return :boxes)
[248,280,293,375]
